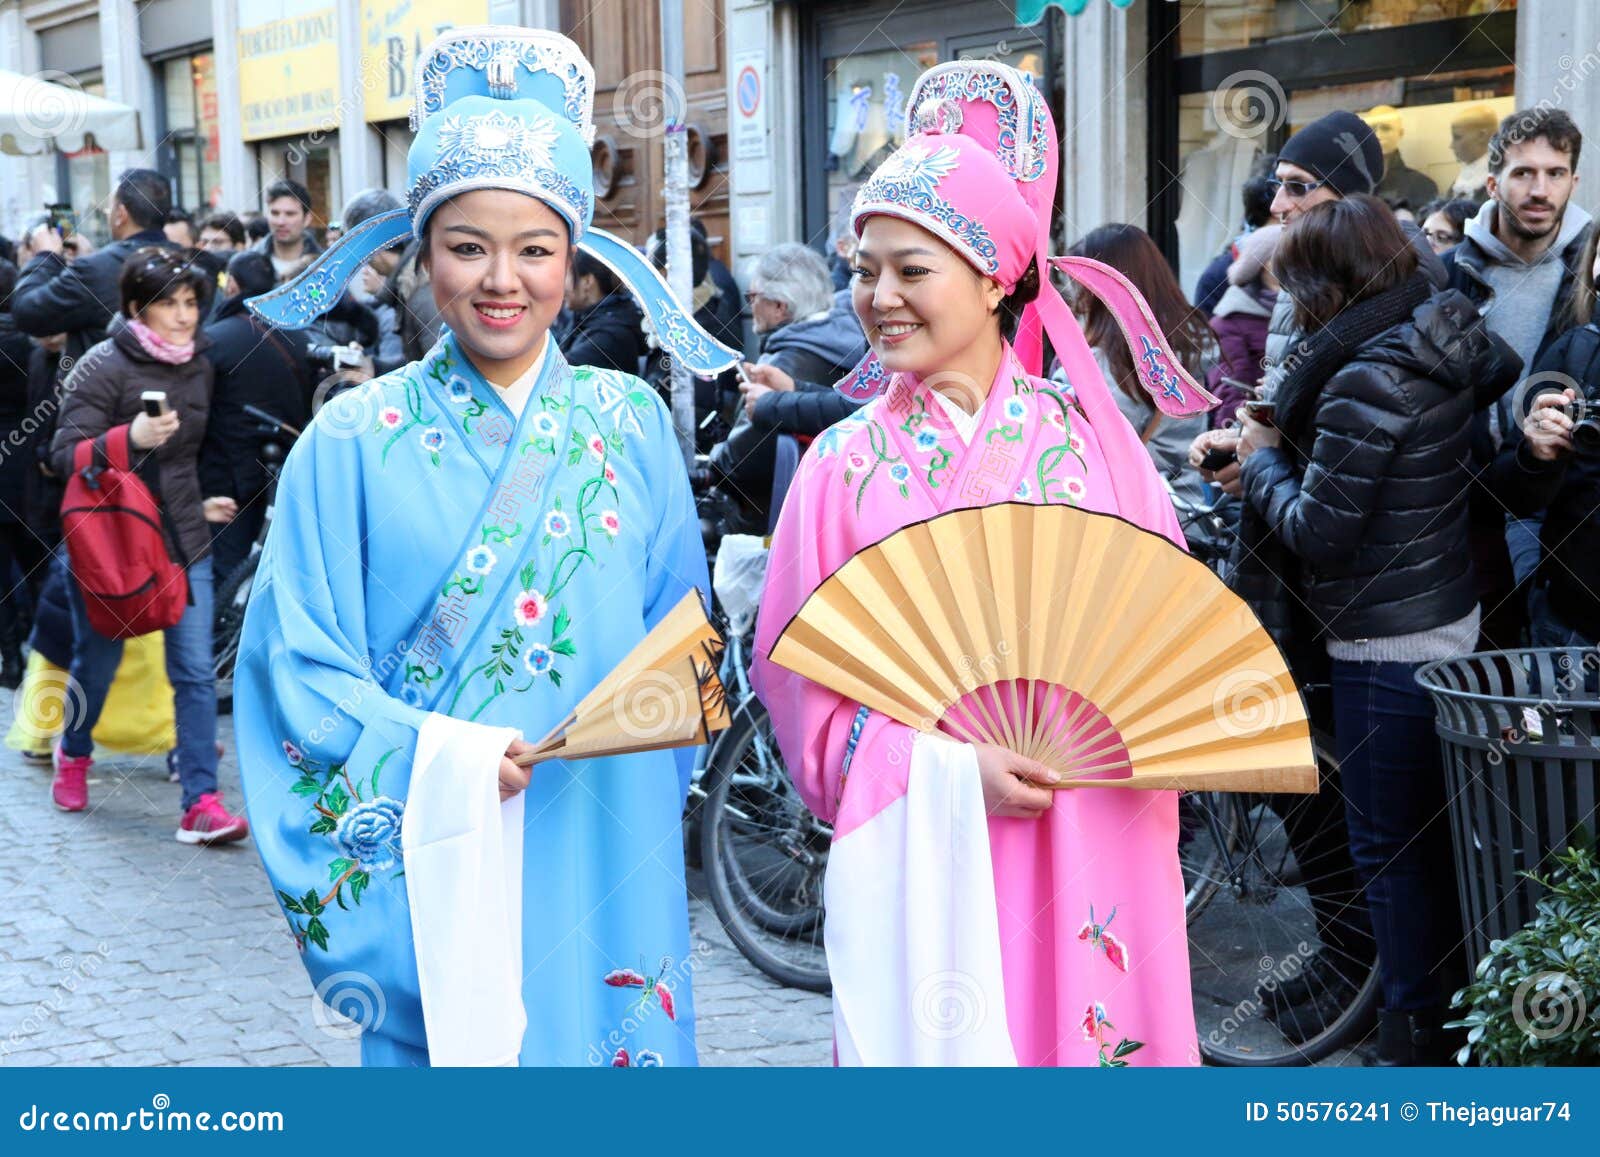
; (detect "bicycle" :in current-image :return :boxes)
[1165,476,1381,1065]
[690,523,831,993]
[212,404,299,711]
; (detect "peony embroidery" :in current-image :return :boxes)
[523,643,555,677]
[545,509,571,539]
[446,375,473,403]
[514,588,548,627]
[1082,1000,1144,1067]
[282,740,304,767]
[379,406,404,429]
[335,797,405,872]
[599,510,621,537]
[465,545,497,576]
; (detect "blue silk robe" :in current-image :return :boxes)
[236,334,706,1066]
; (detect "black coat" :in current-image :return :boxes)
[200,294,315,503]
[1237,288,1520,645]
[750,379,864,436]
[1486,323,1600,641]
[559,292,645,375]
[11,230,178,361]
[24,343,65,537]
[0,315,35,523]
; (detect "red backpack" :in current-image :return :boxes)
[60,425,188,639]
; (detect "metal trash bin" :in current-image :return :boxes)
[1415,648,1600,969]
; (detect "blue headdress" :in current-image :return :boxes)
[247,27,739,377]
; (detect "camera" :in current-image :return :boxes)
[306,341,365,372]
[1552,395,1600,455]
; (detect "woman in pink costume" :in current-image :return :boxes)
[752,61,1217,1066]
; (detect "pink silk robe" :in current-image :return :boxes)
[752,347,1201,1067]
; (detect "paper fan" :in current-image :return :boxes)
[515,590,730,767]
[768,503,1315,793]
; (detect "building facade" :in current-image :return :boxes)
[722,0,1598,299]
[0,0,734,259]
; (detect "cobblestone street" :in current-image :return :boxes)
[0,703,833,1067]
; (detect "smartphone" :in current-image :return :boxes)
[1199,446,1237,472]
[1242,400,1276,424]
[140,390,171,418]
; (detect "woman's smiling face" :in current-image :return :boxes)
[425,189,571,384]
[850,214,1004,381]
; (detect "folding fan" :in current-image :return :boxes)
[768,503,1316,793]
[514,590,730,766]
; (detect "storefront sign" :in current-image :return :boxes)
[732,50,767,162]
[237,0,340,142]
[362,0,490,124]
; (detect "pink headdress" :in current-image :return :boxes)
[837,60,1217,423]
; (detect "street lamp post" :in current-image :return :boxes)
[659,0,696,468]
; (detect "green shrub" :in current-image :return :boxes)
[1446,841,1600,1066]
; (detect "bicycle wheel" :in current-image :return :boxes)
[1187,745,1380,1065]
[1179,791,1237,921]
[700,702,831,993]
[212,555,258,713]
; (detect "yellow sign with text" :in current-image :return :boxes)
[361,0,490,124]
[237,0,341,142]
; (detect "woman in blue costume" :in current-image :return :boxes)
[235,27,739,1067]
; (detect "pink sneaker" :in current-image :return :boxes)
[51,746,91,812]
[177,792,250,846]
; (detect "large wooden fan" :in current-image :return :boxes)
[768,503,1316,793]
[514,590,730,767]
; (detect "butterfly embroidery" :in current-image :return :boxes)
[1078,903,1129,972]
[603,956,677,1021]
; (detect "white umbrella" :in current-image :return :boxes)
[0,69,141,156]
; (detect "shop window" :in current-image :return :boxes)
[161,54,223,213]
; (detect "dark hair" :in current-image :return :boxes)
[114,169,172,230]
[1241,175,1277,229]
[1273,194,1418,330]
[244,216,270,243]
[1066,224,1216,397]
[1417,197,1476,238]
[572,249,622,297]
[119,246,214,318]
[225,250,276,299]
[0,257,18,311]
[201,212,245,246]
[165,210,198,245]
[1489,107,1583,176]
[647,225,710,286]
[264,179,312,212]
[996,259,1040,343]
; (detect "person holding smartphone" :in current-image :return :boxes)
[46,247,244,843]
[1231,195,1519,1065]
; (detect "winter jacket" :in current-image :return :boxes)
[11,229,178,361]
[1484,322,1600,642]
[385,241,444,363]
[49,321,216,566]
[1237,283,1520,645]
[24,342,65,539]
[0,314,35,524]
[200,293,315,504]
[559,291,646,375]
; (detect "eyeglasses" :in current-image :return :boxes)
[1267,176,1331,200]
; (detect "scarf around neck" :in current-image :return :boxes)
[1274,272,1432,445]
[127,318,196,365]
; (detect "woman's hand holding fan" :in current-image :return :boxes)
[769,503,1317,794]
[975,742,1061,818]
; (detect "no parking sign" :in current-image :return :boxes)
[732,51,767,161]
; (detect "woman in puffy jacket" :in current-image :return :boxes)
[1234,195,1520,1065]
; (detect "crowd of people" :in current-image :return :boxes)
[0,63,1593,1066]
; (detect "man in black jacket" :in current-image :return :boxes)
[11,169,178,362]
[201,251,314,581]
[558,250,645,374]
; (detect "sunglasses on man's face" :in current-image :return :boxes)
[1266,176,1330,200]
